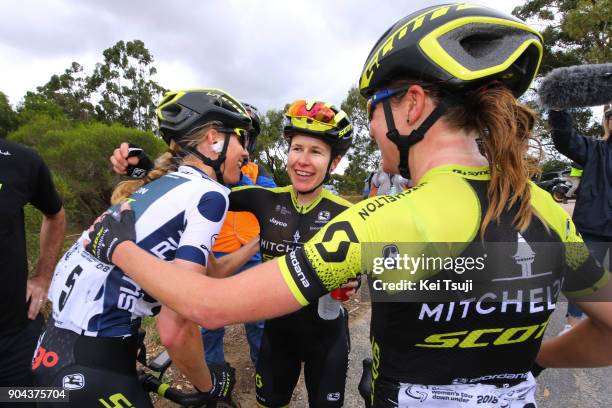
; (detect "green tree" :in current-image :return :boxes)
[10,118,166,227]
[514,0,611,74]
[16,93,67,125]
[338,86,379,194]
[255,108,290,186]
[88,40,166,130]
[36,62,95,122]
[0,91,18,138]
[513,0,609,166]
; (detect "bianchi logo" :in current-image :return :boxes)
[63,373,85,390]
[269,217,287,227]
[326,392,341,401]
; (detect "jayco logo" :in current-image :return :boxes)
[269,217,287,227]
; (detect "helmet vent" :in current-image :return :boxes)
[438,23,538,74]
[162,104,183,118]
[460,34,502,58]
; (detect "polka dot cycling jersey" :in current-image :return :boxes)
[48,165,229,337]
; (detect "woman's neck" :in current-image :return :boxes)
[293,186,323,207]
[183,157,217,180]
[410,126,488,183]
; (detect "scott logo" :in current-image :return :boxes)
[32,346,59,370]
[314,221,359,262]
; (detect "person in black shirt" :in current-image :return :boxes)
[0,137,65,394]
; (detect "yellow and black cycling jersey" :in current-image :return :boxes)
[278,163,609,387]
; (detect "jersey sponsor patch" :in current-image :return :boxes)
[62,373,85,390]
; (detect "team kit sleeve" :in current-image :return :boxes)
[561,214,610,300]
[531,184,611,299]
[228,185,266,213]
[174,189,229,267]
[275,195,404,306]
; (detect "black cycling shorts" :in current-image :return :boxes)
[255,308,350,407]
[32,322,152,407]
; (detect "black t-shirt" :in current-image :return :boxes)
[0,139,62,335]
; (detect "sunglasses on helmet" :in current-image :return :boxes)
[217,127,250,149]
[366,86,410,122]
[286,100,337,126]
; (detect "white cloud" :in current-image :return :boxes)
[0,0,525,110]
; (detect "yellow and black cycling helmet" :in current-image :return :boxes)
[359,4,542,180]
[282,100,353,155]
[156,88,251,146]
[156,88,251,184]
[359,3,543,98]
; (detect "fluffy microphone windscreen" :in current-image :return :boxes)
[538,63,612,109]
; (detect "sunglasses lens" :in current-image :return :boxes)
[287,100,336,124]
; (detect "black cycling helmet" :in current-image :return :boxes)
[359,4,543,179]
[283,100,353,156]
[359,3,543,98]
[242,101,261,155]
[156,88,251,146]
[156,88,251,184]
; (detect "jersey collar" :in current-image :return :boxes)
[289,186,327,214]
[420,164,491,183]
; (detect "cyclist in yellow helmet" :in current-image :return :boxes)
[86,4,612,408]
[110,99,358,406]
[35,89,249,406]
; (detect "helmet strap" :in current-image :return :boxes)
[382,98,449,179]
[183,133,231,185]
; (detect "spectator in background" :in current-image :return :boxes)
[550,104,612,331]
[363,170,375,199]
[201,102,276,367]
[0,136,65,397]
[369,159,411,196]
[566,161,583,199]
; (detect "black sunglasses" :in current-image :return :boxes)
[217,127,250,149]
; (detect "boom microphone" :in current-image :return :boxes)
[537,63,612,110]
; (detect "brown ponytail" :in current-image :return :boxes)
[389,80,541,235]
[444,86,540,235]
[111,141,181,204]
[110,121,223,204]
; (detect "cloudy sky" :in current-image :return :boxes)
[1,0,525,112]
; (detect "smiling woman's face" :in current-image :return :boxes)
[286,134,333,192]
